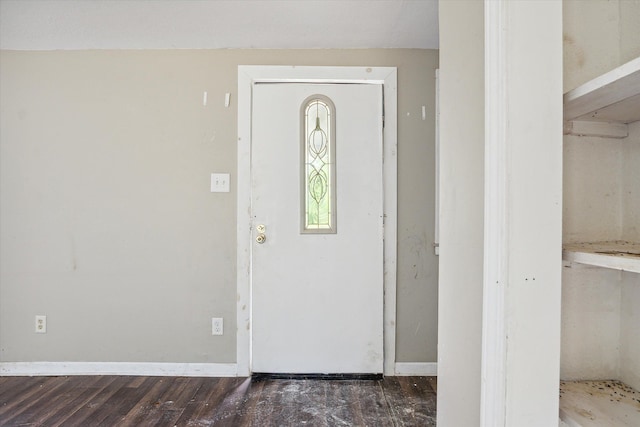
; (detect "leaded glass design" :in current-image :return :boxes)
[302,96,336,233]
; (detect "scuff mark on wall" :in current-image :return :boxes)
[70,234,77,271]
[564,34,586,70]
[406,232,429,280]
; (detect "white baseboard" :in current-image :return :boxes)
[394,362,438,376]
[0,362,238,377]
[1,361,435,378]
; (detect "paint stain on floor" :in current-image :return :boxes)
[560,380,640,427]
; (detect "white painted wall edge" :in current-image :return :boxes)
[434,68,440,256]
[0,362,238,377]
[394,362,438,376]
[481,1,508,425]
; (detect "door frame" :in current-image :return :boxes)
[236,66,397,376]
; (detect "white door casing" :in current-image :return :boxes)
[251,83,383,374]
[237,66,397,376]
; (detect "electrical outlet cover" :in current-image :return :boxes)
[212,317,223,335]
[35,315,47,333]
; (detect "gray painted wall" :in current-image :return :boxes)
[0,49,438,365]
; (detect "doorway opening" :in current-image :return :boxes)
[236,66,398,376]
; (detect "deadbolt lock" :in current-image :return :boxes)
[256,224,266,233]
[256,234,266,244]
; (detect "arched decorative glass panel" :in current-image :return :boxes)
[301,96,336,234]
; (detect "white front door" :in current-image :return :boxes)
[251,83,384,374]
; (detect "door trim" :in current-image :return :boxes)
[236,66,397,376]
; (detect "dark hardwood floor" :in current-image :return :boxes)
[0,375,436,426]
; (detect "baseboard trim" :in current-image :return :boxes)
[0,362,238,377]
[394,362,437,376]
[2,361,436,378]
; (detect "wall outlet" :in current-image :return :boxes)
[35,315,47,333]
[212,317,223,335]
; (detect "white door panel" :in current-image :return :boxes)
[251,83,383,374]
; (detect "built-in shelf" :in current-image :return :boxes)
[564,56,640,138]
[563,241,640,273]
[560,380,640,427]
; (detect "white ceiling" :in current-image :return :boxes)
[0,0,439,50]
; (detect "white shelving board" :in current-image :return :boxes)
[564,56,640,124]
[563,241,640,273]
[560,380,640,427]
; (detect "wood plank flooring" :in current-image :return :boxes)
[0,375,436,426]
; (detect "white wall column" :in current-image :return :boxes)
[482,0,563,425]
[438,1,563,425]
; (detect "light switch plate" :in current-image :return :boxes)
[211,173,230,192]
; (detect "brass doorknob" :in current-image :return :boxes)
[256,234,266,244]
